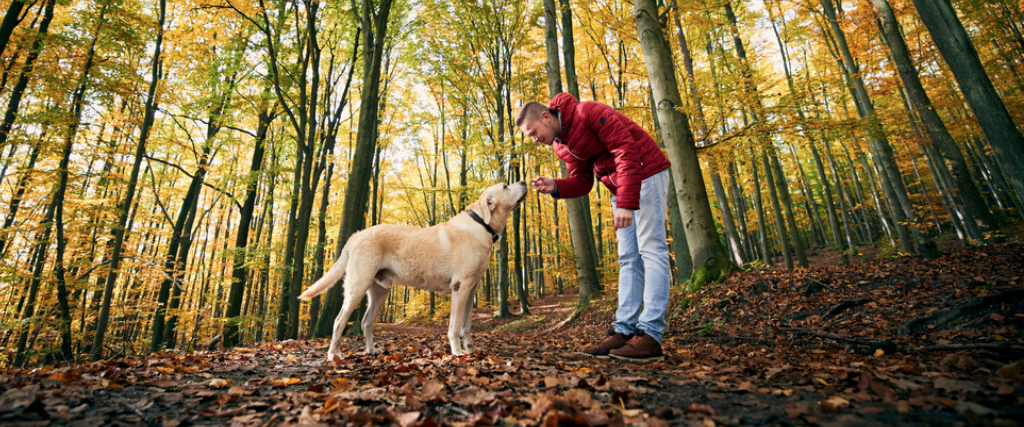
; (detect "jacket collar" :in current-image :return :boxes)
[467,210,499,243]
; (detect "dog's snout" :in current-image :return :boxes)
[517,181,527,187]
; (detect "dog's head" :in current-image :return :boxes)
[467,181,528,234]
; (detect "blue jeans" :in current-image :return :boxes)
[611,169,670,343]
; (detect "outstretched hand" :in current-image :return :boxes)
[532,176,555,194]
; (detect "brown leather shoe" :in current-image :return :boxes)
[609,330,664,362]
[580,328,634,358]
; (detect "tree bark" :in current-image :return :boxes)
[224,103,273,347]
[92,0,166,360]
[872,0,993,235]
[0,0,54,150]
[635,0,731,286]
[314,0,393,338]
[912,0,1024,212]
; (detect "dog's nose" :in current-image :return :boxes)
[517,181,526,187]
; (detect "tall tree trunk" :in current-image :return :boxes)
[649,90,693,282]
[749,154,773,266]
[0,142,40,258]
[224,104,273,347]
[0,0,54,150]
[92,0,166,361]
[821,0,938,258]
[872,0,994,235]
[635,0,731,286]
[0,0,27,58]
[762,154,793,270]
[547,0,601,304]
[710,165,744,266]
[912,0,1024,211]
[314,0,393,338]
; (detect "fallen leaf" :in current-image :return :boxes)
[820,396,850,413]
[209,378,231,388]
[685,403,717,417]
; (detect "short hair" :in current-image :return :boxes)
[516,102,552,127]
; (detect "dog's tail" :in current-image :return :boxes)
[298,242,351,301]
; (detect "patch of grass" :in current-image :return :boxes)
[495,315,546,333]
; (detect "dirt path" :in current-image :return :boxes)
[2,243,1023,426]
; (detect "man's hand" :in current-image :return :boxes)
[613,208,633,229]
[532,176,555,194]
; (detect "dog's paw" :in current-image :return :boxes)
[325,353,344,364]
[365,343,384,355]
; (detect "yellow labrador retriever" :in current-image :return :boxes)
[299,181,528,361]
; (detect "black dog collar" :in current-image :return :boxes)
[467,210,500,243]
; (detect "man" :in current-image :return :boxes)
[516,93,671,361]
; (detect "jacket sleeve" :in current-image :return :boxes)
[552,155,594,199]
[587,104,643,209]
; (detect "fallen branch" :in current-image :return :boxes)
[911,342,1024,353]
[823,298,871,320]
[899,289,1024,336]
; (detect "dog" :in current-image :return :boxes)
[299,181,528,361]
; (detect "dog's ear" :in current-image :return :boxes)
[481,194,494,224]
[468,198,492,225]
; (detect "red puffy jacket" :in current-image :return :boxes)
[549,93,671,210]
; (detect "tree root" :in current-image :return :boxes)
[780,327,899,354]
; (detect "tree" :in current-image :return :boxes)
[911,0,1024,214]
[92,0,167,361]
[634,0,731,287]
[545,0,602,305]
[871,0,994,238]
[314,0,394,338]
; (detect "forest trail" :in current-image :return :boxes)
[3,242,1024,426]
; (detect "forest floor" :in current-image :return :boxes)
[3,239,1024,426]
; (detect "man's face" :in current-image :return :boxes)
[519,112,559,145]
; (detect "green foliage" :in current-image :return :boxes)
[699,321,717,337]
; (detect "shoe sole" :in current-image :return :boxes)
[579,351,611,358]
[609,354,665,362]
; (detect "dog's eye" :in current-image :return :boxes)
[503,184,508,189]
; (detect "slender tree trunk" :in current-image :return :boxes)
[0,143,39,258]
[0,0,27,58]
[92,0,166,360]
[872,0,994,234]
[314,0,393,338]
[821,0,938,258]
[224,105,272,347]
[635,0,731,285]
[762,154,793,269]
[649,90,693,282]
[710,166,744,266]
[0,0,54,149]
[749,155,772,266]
[912,0,1024,210]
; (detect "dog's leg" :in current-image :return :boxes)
[447,284,472,356]
[459,288,476,354]
[362,283,390,354]
[326,265,375,363]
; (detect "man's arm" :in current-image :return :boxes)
[551,155,595,199]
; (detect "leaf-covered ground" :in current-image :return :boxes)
[3,241,1024,426]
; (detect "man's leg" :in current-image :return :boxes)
[612,195,644,336]
[634,170,671,343]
